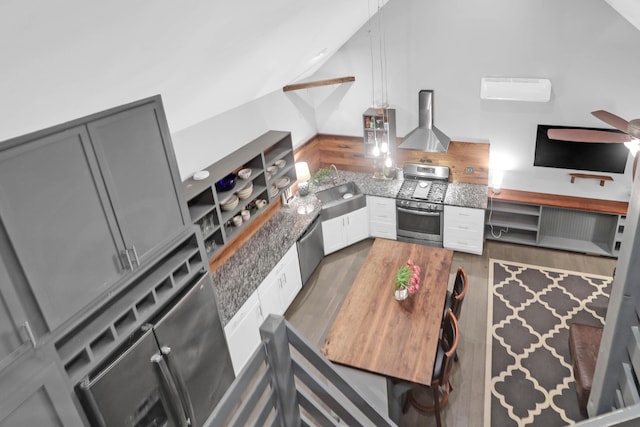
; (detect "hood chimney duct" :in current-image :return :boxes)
[398,90,450,152]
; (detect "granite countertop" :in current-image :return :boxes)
[212,169,487,326]
[312,170,488,209]
[445,182,489,209]
[211,196,322,326]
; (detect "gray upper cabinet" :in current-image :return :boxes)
[0,126,126,332]
[86,101,188,267]
[0,96,189,333]
[0,254,32,372]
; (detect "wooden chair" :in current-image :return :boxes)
[402,309,459,427]
[444,266,469,321]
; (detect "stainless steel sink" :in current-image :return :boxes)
[315,182,366,220]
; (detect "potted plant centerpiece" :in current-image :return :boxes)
[394,260,421,301]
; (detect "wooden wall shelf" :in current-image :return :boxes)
[282,76,355,92]
[569,173,613,187]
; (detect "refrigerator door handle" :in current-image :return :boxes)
[161,346,196,427]
[77,378,108,427]
[151,353,190,427]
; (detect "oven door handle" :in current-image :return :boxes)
[397,207,441,216]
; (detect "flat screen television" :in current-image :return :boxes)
[534,124,629,174]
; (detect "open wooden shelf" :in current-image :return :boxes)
[282,76,355,92]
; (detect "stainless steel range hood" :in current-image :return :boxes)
[398,90,450,152]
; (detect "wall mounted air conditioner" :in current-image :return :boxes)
[480,77,552,102]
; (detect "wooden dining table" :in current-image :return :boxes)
[321,238,454,387]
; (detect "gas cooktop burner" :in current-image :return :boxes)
[396,179,448,203]
[396,164,449,203]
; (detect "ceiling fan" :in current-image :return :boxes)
[547,111,640,177]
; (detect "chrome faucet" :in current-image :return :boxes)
[330,164,339,185]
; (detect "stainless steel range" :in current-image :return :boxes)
[396,164,449,247]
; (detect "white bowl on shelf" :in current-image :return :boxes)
[269,185,278,198]
[192,170,209,181]
[232,215,242,227]
[238,168,252,180]
[267,165,278,175]
[275,159,286,169]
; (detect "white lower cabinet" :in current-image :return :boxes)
[225,244,302,375]
[443,205,485,255]
[322,207,369,255]
[258,245,302,316]
[224,292,262,375]
[367,195,396,240]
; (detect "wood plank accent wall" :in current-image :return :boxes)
[307,134,489,185]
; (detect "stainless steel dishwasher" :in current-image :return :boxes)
[297,216,324,286]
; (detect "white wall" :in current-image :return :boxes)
[311,0,640,201]
[0,0,380,143]
[172,88,320,180]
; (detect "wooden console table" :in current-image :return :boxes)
[486,189,628,257]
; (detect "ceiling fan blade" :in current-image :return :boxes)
[547,128,631,143]
[628,119,640,139]
[592,110,630,133]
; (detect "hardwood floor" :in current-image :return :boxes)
[285,238,617,427]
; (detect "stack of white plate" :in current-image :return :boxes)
[276,176,290,189]
[269,184,278,198]
[275,159,286,169]
[220,194,239,211]
[236,183,253,200]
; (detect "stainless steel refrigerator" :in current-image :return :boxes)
[77,273,234,427]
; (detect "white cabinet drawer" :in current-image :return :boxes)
[444,228,484,255]
[444,205,484,227]
[368,196,396,239]
[370,221,397,239]
[444,205,484,255]
[368,196,396,221]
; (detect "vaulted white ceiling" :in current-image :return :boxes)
[1,0,637,143]
[0,0,387,141]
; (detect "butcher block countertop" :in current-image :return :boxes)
[321,238,454,385]
[489,188,628,215]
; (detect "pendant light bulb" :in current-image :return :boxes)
[384,156,393,168]
[380,141,389,154]
[372,145,381,157]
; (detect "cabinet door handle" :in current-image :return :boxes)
[121,249,134,270]
[23,321,36,348]
[131,245,141,268]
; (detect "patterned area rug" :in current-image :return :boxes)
[485,259,612,427]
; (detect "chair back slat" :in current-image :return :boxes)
[451,267,469,320]
[438,310,459,385]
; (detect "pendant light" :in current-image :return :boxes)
[368,0,393,178]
